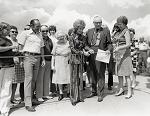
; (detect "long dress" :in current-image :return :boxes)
[113,28,133,76]
[68,32,86,105]
[52,41,71,84]
[9,37,25,83]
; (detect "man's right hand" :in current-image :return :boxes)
[10,45,18,49]
[88,49,94,54]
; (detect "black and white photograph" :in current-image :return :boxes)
[0,0,150,116]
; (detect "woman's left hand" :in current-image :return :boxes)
[113,47,120,53]
[41,60,45,67]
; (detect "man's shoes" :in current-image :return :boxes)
[25,106,36,112]
[58,94,64,101]
[43,96,53,99]
[37,98,44,102]
[97,96,103,102]
[87,92,97,98]
[108,86,112,90]
[79,98,84,102]
[32,100,43,106]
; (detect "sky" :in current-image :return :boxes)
[0,0,150,40]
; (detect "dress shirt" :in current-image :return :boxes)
[17,29,44,54]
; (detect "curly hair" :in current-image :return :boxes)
[10,25,18,31]
[73,19,86,29]
[0,22,10,36]
[49,25,57,32]
[129,28,135,34]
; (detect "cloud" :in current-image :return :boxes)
[107,0,145,8]
[0,0,150,41]
[129,14,150,40]
[0,0,94,32]
[0,8,51,30]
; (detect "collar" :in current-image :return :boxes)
[43,36,49,41]
[94,27,103,33]
[28,29,41,35]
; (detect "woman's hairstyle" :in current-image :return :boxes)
[0,22,10,36]
[129,28,135,34]
[73,19,86,29]
[56,31,66,39]
[10,25,18,31]
[112,23,120,33]
[49,25,57,32]
[68,28,74,36]
[117,16,128,25]
[24,24,30,30]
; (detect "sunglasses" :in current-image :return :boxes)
[41,30,48,33]
[24,28,30,30]
[11,31,18,34]
[94,22,102,24]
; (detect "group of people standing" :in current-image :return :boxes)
[0,15,149,116]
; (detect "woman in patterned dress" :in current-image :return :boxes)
[112,16,133,99]
[129,28,138,88]
[8,26,25,104]
[68,19,90,106]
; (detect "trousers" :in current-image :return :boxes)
[0,67,14,113]
[23,54,40,106]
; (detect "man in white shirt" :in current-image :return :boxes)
[17,19,45,112]
[138,37,149,73]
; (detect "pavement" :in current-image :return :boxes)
[9,73,150,116]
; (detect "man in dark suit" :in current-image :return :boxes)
[85,16,113,102]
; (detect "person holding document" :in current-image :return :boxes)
[86,15,113,102]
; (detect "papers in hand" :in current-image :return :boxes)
[96,49,111,63]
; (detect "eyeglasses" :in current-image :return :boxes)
[11,31,18,34]
[24,28,30,30]
[41,30,48,33]
[94,22,102,24]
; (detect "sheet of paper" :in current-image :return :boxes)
[96,49,111,63]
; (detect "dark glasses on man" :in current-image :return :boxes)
[11,31,18,34]
[24,28,30,30]
[41,30,48,33]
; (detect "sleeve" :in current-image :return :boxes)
[17,31,28,46]
[50,39,53,53]
[51,44,56,69]
[124,30,131,47]
[40,37,45,47]
[69,36,80,54]
[84,31,91,51]
[51,43,56,55]
[106,29,113,52]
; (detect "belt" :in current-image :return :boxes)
[139,50,147,52]
[0,64,14,68]
[24,51,40,56]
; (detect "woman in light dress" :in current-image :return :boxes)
[112,16,133,99]
[51,31,71,101]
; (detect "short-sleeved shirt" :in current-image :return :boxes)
[138,42,149,51]
[17,29,44,54]
[0,37,14,67]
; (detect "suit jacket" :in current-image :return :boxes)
[86,27,113,52]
